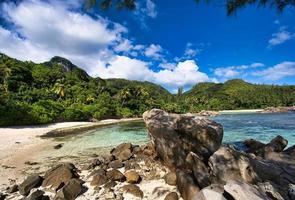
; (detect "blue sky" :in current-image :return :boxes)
[0,0,295,92]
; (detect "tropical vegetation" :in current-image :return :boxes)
[0,53,294,126]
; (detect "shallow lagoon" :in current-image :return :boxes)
[57,112,295,155]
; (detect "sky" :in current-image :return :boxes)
[0,0,295,92]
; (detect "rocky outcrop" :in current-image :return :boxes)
[209,146,259,184]
[224,180,269,200]
[143,109,223,168]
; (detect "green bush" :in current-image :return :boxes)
[62,107,89,121]
[31,100,64,124]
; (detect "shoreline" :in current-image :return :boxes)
[0,118,142,186]
[219,109,263,114]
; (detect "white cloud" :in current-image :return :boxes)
[253,61,295,80]
[145,0,157,18]
[183,43,199,58]
[134,0,157,28]
[97,57,209,89]
[144,44,163,60]
[214,67,240,78]
[0,0,211,92]
[214,63,265,78]
[268,28,294,47]
[154,60,209,88]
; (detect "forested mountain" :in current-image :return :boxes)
[0,53,294,126]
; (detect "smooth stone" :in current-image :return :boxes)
[90,174,107,186]
[125,170,141,184]
[108,160,124,169]
[164,172,177,186]
[54,178,84,200]
[121,184,143,198]
[106,169,126,182]
[164,192,179,200]
[18,174,43,196]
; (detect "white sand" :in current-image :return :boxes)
[220,109,263,114]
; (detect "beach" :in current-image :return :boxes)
[0,119,141,186]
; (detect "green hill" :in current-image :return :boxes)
[182,79,295,111]
[0,54,174,126]
[1,53,295,126]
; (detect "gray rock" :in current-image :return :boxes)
[265,135,288,153]
[224,180,270,200]
[164,172,177,186]
[121,184,143,198]
[176,170,199,200]
[208,146,259,184]
[186,152,210,188]
[257,182,285,200]
[25,190,49,200]
[90,174,107,186]
[108,160,124,169]
[18,174,43,196]
[193,184,225,200]
[54,179,84,200]
[42,163,79,191]
[7,184,18,193]
[106,169,126,182]
[111,143,133,161]
[143,109,223,168]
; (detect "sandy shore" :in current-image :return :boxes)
[0,118,141,186]
[220,109,263,114]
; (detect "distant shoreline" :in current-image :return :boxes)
[219,109,263,114]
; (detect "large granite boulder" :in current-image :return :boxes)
[18,174,43,196]
[224,180,269,200]
[42,163,79,192]
[208,146,259,184]
[143,109,223,168]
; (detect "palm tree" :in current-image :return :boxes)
[0,64,11,94]
[53,79,65,99]
[118,88,131,106]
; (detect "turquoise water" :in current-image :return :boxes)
[58,113,295,155]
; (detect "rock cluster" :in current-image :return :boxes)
[1,139,180,200]
[143,109,295,200]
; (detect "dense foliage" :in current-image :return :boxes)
[0,53,294,126]
[181,79,295,112]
